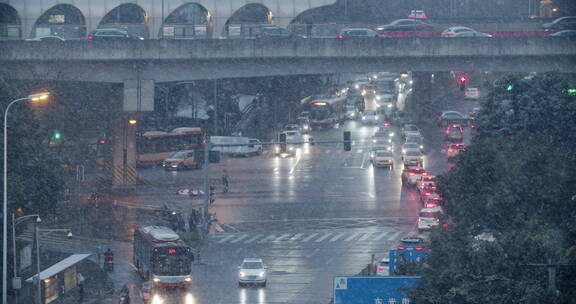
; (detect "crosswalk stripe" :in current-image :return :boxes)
[387,231,403,241]
[344,233,361,242]
[329,233,347,242]
[258,234,277,243]
[315,233,333,242]
[301,233,319,242]
[230,234,250,243]
[274,233,292,242]
[372,231,392,241]
[244,234,264,244]
[358,233,373,241]
[288,233,304,242]
[217,235,237,243]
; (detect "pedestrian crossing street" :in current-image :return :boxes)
[208,228,405,245]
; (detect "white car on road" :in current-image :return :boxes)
[402,149,423,166]
[373,150,394,168]
[417,206,445,232]
[238,258,267,287]
[362,110,379,125]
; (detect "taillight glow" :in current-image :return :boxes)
[397,246,406,250]
[415,247,424,251]
[337,35,344,39]
[87,35,93,40]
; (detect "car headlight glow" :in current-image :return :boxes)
[153,277,160,282]
[304,125,309,130]
[375,116,379,120]
[387,104,392,108]
[420,145,424,149]
[355,85,359,89]
[152,294,164,304]
[184,277,192,282]
[362,117,366,120]
[390,132,395,137]
[258,271,265,277]
[240,271,246,277]
[289,147,294,151]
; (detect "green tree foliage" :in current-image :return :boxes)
[412,73,576,303]
[0,80,65,217]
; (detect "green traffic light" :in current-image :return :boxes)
[54,131,61,140]
[506,84,514,91]
[567,88,576,96]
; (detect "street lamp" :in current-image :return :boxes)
[34,228,72,304]
[2,91,50,304]
[11,214,40,299]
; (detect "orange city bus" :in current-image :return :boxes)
[137,127,204,165]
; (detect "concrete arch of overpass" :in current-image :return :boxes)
[0,0,337,39]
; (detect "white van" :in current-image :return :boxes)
[210,136,262,157]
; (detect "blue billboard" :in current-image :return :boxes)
[334,276,420,304]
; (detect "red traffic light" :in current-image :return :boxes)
[459,76,467,84]
[98,139,106,145]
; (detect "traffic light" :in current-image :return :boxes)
[53,130,61,140]
[459,75,467,91]
[506,84,514,92]
[279,133,287,153]
[343,131,351,151]
[98,139,106,145]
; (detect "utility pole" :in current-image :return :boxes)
[213,79,218,136]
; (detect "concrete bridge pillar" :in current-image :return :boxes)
[112,113,138,189]
[411,72,433,119]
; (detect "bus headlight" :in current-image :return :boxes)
[153,277,160,282]
[185,277,192,282]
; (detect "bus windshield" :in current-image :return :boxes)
[153,248,192,276]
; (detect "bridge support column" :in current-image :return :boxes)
[410,72,433,119]
[112,113,138,189]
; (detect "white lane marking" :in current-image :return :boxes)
[274,233,292,242]
[288,233,304,242]
[258,234,277,243]
[356,149,363,153]
[301,233,319,242]
[372,231,392,241]
[344,233,361,242]
[230,234,250,244]
[329,233,347,242]
[357,233,373,242]
[387,231,403,241]
[315,233,333,242]
[216,235,236,243]
[289,155,301,174]
[361,152,370,169]
[273,167,279,172]
[244,234,264,244]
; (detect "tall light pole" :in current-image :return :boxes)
[3,92,50,304]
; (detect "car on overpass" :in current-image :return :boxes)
[452,31,492,38]
[87,28,144,41]
[550,30,576,37]
[377,19,433,32]
[26,35,66,42]
[337,28,385,39]
[543,16,576,31]
[441,26,475,37]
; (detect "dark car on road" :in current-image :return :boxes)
[543,16,576,31]
[377,19,433,32]
[87,28,144,41]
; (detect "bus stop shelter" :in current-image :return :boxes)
[25,254,91,304]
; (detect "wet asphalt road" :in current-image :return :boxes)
[122,92,479,304]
